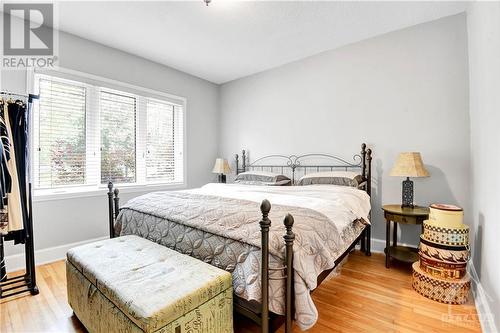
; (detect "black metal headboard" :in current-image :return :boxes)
[235,143,372,195]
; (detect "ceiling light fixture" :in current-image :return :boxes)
[204,0,211,6]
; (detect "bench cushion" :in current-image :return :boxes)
[67,235,232,332]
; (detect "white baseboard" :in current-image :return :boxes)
[370,237,418,253]
[468,262,498,333]
[4,236,108,272]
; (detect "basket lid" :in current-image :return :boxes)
[430,203,463,212]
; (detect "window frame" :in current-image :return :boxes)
[28,68,187,201]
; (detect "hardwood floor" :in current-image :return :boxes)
[1,251,481,333]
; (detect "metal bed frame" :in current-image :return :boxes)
[107,143,372,333]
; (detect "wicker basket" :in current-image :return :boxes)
[428,204,464,227]
[422,220,469,247]
[419,253,467,279]
[419,236,469,264]
[412,262,470,304]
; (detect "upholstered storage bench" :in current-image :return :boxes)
[66,235,233,333]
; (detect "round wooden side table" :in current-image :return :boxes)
[382,204,429,268]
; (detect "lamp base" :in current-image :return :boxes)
[217,174,227,183]
[401,177,414,208]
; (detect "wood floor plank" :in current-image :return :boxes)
[0,252,482,333]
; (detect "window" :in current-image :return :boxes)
[100,90,136,184]
[33,73,185,192]
[146,99,183,183]
[35,78,87,188]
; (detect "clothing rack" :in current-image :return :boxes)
[0,91,40,298]
[0,91,39,103]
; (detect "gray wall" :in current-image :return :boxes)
[219,14,470,246]
[1,29,219,257]
[467,2,500,331]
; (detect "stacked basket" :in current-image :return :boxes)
[412,204,471,304]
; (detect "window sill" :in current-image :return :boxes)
[33,182,186,202]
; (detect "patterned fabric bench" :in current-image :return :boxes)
[66,235,233,333]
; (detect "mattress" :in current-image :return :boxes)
[116,183,371,330]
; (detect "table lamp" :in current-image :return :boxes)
[390,152,429,208]
[212,158,231,183]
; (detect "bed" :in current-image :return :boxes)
[106,143,372,333]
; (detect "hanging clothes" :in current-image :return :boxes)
[1,93,38,299]
[0,100,10,231]
[0,98,27,239]
[0,99,14,233]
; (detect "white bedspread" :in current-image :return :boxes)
[188,183,371,229]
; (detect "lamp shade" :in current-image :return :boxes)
[389,152,430,177]
[212,158,231,174]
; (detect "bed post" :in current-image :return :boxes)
[242,149,246,172]
[107,182,115,238]
[361,143,367,180]
[114,188,120,220]
[259,199,271,333]
[366,148,372,197]
[360,144,367,253]
[235,154,240,175]
[283,213,295,333]
[366,148,372,256]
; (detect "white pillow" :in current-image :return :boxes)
[297,171,362,187]
[237,171,284,178]
[235,171,291,185]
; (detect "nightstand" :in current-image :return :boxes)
[382,204,429,268]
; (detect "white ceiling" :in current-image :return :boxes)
[53,1,467,84]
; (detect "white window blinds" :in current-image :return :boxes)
[145,99,183,183]
[35,78,87,189]
[33,72,185,192]
[100,90,136,184]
